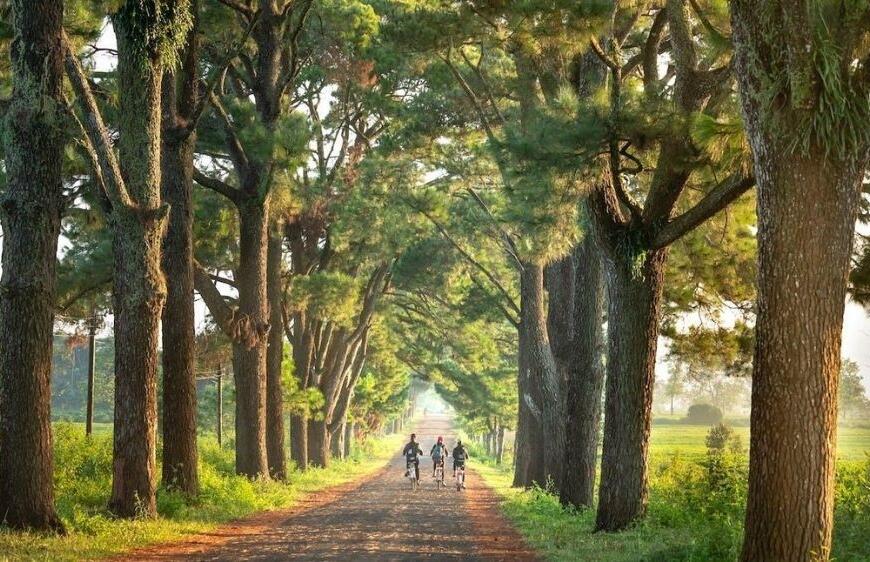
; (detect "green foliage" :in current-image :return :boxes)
[704,423,743,454]
[282,346,326,418]
[288,271,362,327]
[839,359,870,420]
[684,403,724,425]
[474,445,870,561]
[111,0,193,69]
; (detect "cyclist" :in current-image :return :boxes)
[402,433,423,481]
[430,436,448,477]
[452,439,469,479]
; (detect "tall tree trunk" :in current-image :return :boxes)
[0,0,65,532]
[288,306,312,470]
[266,232,286,479]
[290,414,308,470]
[496,426,505,464]
[730,4,869,557]
[159,14,200,493]
[513,319,544,487]
[513,263,556,487]
[595,249,666,531]
[331,421,345,460]
[108,8,172,518]
[740,155,864,561]
[344,421,354,458]
[560,234,606,509]
[545,254,574,493]
[308,419,331,467]
[232,200,270,478]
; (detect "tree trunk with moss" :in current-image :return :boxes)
[159,10,199,496]
[109,5,175,517]
[266,231,286,479]
[0,0,65,532]
[731,3,870,558]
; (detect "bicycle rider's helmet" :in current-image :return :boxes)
[437,436,443,443]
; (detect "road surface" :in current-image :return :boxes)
[119,414,537,561]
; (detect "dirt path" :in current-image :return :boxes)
[116,414,537,561]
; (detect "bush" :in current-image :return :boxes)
[684,403,723,425]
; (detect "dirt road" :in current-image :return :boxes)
[121,414,537,561]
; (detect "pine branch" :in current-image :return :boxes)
[651,172,755,249]
[193,169,245,204]
[208,91,251,173]
[214,0,254,17]
[184,11,262,137]
[416,206,520,317]
[441,50,500,145]
[464,187,523,272]
[63,37,132,211]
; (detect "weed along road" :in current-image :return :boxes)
[118,414,537,561]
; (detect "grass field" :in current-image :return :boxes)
[471,420,870,562]
[649,421,870,461]
[0,425,403,562]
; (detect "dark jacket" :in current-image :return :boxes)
[403,441,423,461]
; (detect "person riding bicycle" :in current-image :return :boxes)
[402,433,423,481]
[430,436,448,477]
[452,440,469,478]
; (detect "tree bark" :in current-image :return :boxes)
[266,231,286,479]
[308,418,331,468]
[331,421,345,460]
[513,262,557,488]
[344,421,354,458]
[0,0,65,532]
[108,7,173,518]
[595,248,666,531]
[545,253,575,495]
[496,426,505,464]
[290,414,309,470]
[513,317,545,487]
[730,4,869,558]
[232,200,270,478]
[159,14,200,495]
[560,234,606,509]
[740,159,864,562]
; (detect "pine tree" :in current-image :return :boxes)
[65,0,192,517]
[0,0,66,532]
[730,1,870,558]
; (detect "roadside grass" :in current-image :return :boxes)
[0,424,402,562]
[470,424,870,562]
[650,423,869,461]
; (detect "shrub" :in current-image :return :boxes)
[684,403,723,425]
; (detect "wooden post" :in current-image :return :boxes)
[216,365,223,448]
[85,320,96,437]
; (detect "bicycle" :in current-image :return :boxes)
[406,461,419,491]
[455,464,466,491]
[434,460,445,489]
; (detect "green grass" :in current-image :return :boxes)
[649,422,870,461]
[470,425,870,562]
[0,424,402,562]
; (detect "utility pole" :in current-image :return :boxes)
[216,365,223,448]
[85,316,97,437]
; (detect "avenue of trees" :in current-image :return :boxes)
[0,1,867,561]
